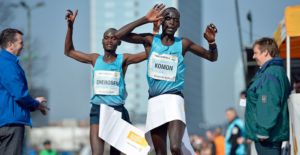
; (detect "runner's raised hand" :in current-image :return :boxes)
[204,23,217,43]
[65,9,78,27]
[145,4,166,23]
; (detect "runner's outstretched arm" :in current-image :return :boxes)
[182,24,218,61]
[123,52,147,66]
[117,4,166,69]
[120,20,160,65]
[115,4,165,45]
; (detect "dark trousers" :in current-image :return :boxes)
[0,124,25,155]
[255,141,282,155]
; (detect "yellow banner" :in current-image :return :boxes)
[127,131,148,148]
[285,5,300,37]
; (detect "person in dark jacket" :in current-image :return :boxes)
[245,37,291,155]
[0,28,49,155]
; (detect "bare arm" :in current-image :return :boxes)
[182,38,218,62]
[115,4,165,45]
[123,52,147,66]
[122,52,148,76]
[182,24,218,62]
[153,19,162,34]
[120,32,153,45]
[64,9,98,66]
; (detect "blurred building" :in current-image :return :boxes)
[177,0,206,135]
[90,0,206,134]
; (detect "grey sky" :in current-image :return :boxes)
[5,0,300,125]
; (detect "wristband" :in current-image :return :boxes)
[208,41,216,45]
[153,30,159,35]
[209,44,217,52]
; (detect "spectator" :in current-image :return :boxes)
[206,130,216,155]
[190,135,202,154]
[213,127,225,155]
[292,81,300,93]
[225,108,246,155]
[39,140,57,155]
[0,28,49,155]
[245,37,291,155]
[200,140,211,155]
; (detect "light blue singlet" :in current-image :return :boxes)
[90,54,127,106]
[147,34,185,98]
[225,118,246,155]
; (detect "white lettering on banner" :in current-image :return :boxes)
[148,52,178,82]
[94,70,120,95]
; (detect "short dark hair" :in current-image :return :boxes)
[240,90,246,96]
[0,28,23,49]
[163,7,180,18]
[253,37,279,57]
[43,140,51,145]
[103,28,117,38]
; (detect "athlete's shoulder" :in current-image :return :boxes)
[91,53,101,65]
[181,37,193,48]
[91,53,100,56]
[152,34,161,41]
[181,37,191,43]
[122,53,129,57]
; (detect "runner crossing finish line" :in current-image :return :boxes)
[64,9,148,155]
[115,3,218,154]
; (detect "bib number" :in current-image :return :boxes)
[94,70,120,95]
[148,52,178,82]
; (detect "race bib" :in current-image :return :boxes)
[148,52,178,82]
[94,70,120,95]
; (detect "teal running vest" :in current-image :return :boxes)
[147,34,185,97]
[90,54,127,106]
[225,118,246,155]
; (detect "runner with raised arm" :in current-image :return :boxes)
[115,4,218,155]
[64,9,147,155]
